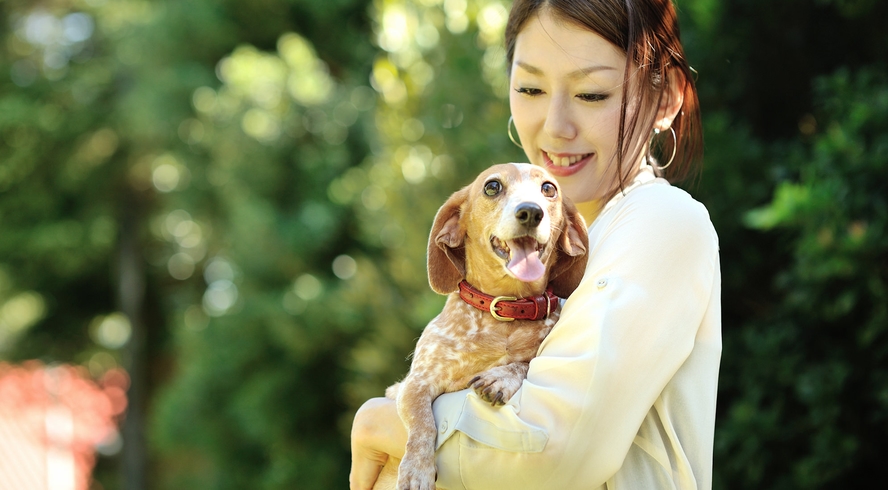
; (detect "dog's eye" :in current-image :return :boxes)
[541,182,557,198]
[484,180,502,196]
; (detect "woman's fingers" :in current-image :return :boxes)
[349,443,388,490]
[350,397,408,489]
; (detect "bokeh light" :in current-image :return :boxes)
[89,313,132,350]
[332,255,358,280]
[0,292,47,351]
[202,280,238,317]
[293,274,322,301]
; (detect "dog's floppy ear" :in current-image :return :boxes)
[427,186,470,294]
[548,198,589,298]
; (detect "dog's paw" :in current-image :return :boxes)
[467,363,528,405]
[397,453,437,490]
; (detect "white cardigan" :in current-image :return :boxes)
[431,167,722,489]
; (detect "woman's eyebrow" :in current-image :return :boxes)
[515,61,617,79]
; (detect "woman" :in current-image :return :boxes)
[351,0,720,488]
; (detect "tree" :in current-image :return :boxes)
[714,67,888,489]
[1,0,378,488]
[678,0,888,487]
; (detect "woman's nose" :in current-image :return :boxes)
[544,97,578,140]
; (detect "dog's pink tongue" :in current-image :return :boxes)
[506,239,545,282]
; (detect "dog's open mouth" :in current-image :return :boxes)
[491,235,546,282]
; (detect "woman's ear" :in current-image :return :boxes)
[427,186,470,294]
[654,68,686,131]
[548,198,589,298]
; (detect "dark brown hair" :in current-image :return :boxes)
[505,0,703,187]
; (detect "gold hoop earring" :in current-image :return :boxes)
[507,115,523,149]
[652,126,677,169]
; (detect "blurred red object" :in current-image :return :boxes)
[0,361,128,490]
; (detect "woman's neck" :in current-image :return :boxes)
[572,158,650,226]
[573,199,603,227]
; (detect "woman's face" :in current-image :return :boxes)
[510,10,640,204]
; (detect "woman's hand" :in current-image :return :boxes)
[349,397,407,490]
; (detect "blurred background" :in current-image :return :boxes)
[0,0,885,488]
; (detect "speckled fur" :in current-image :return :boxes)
[375,164,589,490]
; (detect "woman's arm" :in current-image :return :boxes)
[349,397,406,490]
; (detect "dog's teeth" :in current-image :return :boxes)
[491,236,511,261]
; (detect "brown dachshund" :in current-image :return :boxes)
[375,163,589,490]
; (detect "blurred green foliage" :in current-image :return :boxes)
[717,66,888,488]
[0,0,885,489]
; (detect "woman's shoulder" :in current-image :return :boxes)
[597,179,718,247]
[616,179,711,222]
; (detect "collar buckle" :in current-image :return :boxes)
[489,295,518,322]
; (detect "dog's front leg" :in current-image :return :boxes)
[395,375,440,490]
[468,361,530,405]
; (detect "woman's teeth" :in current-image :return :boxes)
[546,152,590,167]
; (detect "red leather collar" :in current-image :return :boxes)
[458,280,559,322]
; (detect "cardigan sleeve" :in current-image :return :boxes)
[431,182,720,489]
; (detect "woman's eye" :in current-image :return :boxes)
[577,93,609,103]
[515,87,543,97]
[541,182,557,198]
[484,180,503,196]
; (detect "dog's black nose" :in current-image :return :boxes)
[515,202,544,228]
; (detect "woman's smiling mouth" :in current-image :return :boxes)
[541,151,593,177]
[544,151,593,167]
